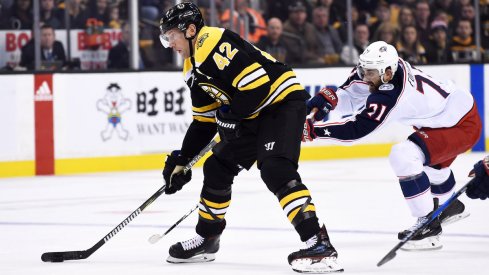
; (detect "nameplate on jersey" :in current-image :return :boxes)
[379,83,394,91]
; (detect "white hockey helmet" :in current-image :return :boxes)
[357,41,399,83]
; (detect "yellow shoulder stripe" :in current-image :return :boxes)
[232,62,262,87]
[192,102,221,113]
[195,26,224,65]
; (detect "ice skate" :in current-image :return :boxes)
[439,199,469,226]
[166,234,220,263]
[398,215,442,251]
[288,225,344,273]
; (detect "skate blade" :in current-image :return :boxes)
[400,236,443,251]
[441,212,470,226]
[166,253,216,263]
[291,257,344,273]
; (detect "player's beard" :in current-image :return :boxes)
[367,81,377,93]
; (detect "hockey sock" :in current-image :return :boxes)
[399,172,433,217]
[196,186,231,238]
[430,171,456,204]
[275,180,320,241]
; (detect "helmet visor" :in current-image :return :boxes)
[159,30,182,48]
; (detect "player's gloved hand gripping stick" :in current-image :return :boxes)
[41,138,218,263]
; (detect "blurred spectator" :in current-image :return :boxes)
[398,6,415,29]
[430,0,456,22]
[414,0,431,45]
[340,23,369,65]
[281,0,321,64]
[369,1,391,39]
[220,0,267,44]
[451,19,480,62]
[107,22,131,68]
[402,0,417,9]
[7,0,33,30]
[265,0,312,22]
[482,20,489,62]
[108,4,122,29]
[65,0,90,29]
[312,6,342,65]
[140,0,160,21]
[337,4,366,43]
[315,0,346,26]
[373,23,398,45]
[353,0,380,15]
[90,0,110,26]
[20,24,66,70]
[256,18,288,63]
[396,25,427,64]
[425,20,453,63]
[460,4,475,23]
[40,0,62,29]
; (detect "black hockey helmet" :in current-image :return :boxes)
[159,2,204,47]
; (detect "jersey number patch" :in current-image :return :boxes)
[367,103,387,121]
[213,42,238,70]
[415,75,449,98]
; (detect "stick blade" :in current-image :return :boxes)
[377,251,396,267]
[148,234,162,244]
[41,251,86,262]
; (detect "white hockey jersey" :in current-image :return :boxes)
[314,58,475,143]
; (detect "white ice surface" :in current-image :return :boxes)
[1,153,488,275]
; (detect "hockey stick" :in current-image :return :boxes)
[41,139,218,263]
[377,178,474,267]
[148,204,199,244]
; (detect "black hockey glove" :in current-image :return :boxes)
[306,87,338,121]
[467,156,489,200]
[216,108,241,142]
[162,150,192,195]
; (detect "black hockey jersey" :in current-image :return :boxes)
[179,26,309,158]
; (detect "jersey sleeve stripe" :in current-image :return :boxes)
[237,68,268,89]
[238,74,270,91]
[251,79,302,115]
[232,62,262,87]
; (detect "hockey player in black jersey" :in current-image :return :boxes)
[159,2,342,273]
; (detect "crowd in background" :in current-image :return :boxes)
[0,0,488,71]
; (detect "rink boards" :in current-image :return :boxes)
[0,64,487,177]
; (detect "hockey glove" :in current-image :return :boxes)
[216,108,241,143]
[302,118,317,142]
[306,87,338,121]
[163,150,192,195]
[467,156,489,200]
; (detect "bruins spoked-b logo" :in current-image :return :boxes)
[96,83,132,141]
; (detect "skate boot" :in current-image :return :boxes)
[166,234,220,263]
[439,199,469,226]
[288,225,344,273]
[398,214,442,251]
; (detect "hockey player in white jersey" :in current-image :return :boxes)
[303,41,482,250]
